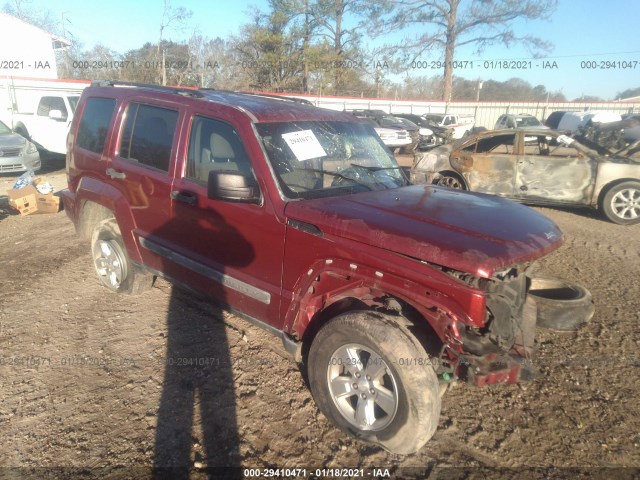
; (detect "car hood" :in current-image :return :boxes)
[284,185,563,277]
[0,133,27,148]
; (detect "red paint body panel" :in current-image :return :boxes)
[64,83,567,387]
[283,185,563,278]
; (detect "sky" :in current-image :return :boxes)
[12,0,640,100]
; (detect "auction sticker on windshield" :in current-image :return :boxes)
[282,130,327,161]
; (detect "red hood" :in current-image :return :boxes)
[284,185,563,277]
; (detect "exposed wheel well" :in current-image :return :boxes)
[435,170,467,190]
[78,201,115,240]
[300,295,444,366]
[597,178,640,210]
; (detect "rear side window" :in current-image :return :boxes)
[119,103,178,172]
[76,97,116,154]
[464,134,515,154]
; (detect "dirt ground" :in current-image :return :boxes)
[0,155,639,479]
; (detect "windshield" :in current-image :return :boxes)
[378,116,406,129]
[516,116,542,127]
[256,120,408,199]
[0,120,11,134]
[425,114,444,124]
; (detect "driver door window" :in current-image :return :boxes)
[186,115,254,184]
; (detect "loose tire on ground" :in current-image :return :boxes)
[601,181,640,225]
[307,311,441,454]
[91,219,154,295]
[528,276,595,331]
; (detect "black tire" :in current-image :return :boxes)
[528,276,595,331]
[601,181,640,225]
[14,125,30,140]
[435,173,465,190]
[91,219,154,295]
[307,311,441,454]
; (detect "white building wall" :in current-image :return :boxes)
[0,12,58,78]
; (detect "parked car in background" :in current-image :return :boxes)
[423,113,475,139]
[544,110,569,129]
[63,81,567,454]
[495,113,548,130]
[360,118,412,150]
[411,128,640,224]
[621,114,640,144]
[348,110,418,152]
[1,79,86,155]
[393,117,433,150]
[544,110,621,133]
[392,113,449,149]
[0,119,40,173]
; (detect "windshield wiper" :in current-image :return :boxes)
[349,164,402,172]
[349,164,410,185]
[304,168,373,191]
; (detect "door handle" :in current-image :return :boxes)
[106,168,126,180]
[170,190,197,205]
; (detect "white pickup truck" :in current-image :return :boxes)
[424,113,475,139]
[1,78,88,155]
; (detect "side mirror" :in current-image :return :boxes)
[49,109,65,121]
[207,170,260,203]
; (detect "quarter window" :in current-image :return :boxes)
[76,97,116,154]
[119,103,178,172]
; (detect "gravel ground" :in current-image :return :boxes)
[0,155,638,479]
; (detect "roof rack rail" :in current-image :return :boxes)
[235,91,314,105]
[90,80,204,98]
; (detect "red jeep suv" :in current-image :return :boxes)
[63,81,564,454]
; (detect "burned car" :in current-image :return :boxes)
[411,129,640,225]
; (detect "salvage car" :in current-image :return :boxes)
[494,113,548,130]
[0,119,41,173]
[359,117,412,151]
[411,129,640,225]
[64,81,569,454]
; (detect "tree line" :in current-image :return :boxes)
[3,0,637,101]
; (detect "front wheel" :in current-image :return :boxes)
[307,311,441,454]
[602,181,640,225]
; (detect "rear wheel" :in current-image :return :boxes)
[308,311,441,454]
[91,219,154,294]
[601,181,640,225]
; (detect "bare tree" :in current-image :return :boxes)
[377,0,558,101]
[156,0,192,84]
[311,0,371,95]
[2,0,58,33]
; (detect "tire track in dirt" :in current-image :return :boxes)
[1,180,640,472]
